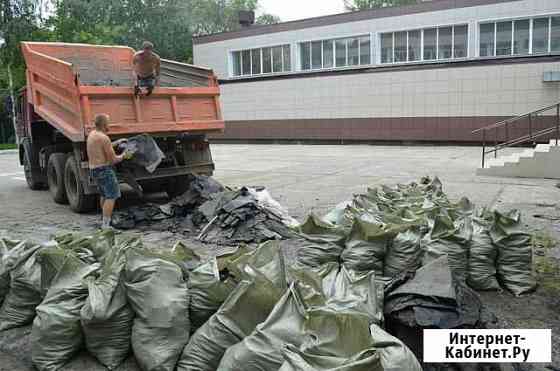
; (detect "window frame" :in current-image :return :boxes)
[229,43,292,77]
[379,23,469,65]
[477,13,560,57]
[298,33,373,71]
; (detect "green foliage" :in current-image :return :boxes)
[1,0,278,84]
[344,0,417,11]
[256,13,281,25]
[0,143,17,150]
[189,0,258,35]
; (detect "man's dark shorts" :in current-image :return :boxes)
[137,74,155,89]
[91,165,121,200]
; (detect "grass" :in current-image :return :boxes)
[0,143,16,150]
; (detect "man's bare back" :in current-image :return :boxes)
[87,130,117,168]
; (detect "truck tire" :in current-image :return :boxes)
[65,156,96,213]
[164,175,191,199]
[23,143,44,190]
[47,153,68,204]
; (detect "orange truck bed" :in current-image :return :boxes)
[21,42,224,142]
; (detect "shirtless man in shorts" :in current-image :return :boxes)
[132,41,161,97]
[87,114,126,229]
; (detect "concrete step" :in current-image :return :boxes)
[477,144,560,179]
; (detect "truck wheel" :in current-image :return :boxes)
[23,145,44,190]
[47,153,68,204]
[165,175,191,199]
[65,156,96,213]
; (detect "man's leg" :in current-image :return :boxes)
[102,199,116,228]
[145,80,155,96]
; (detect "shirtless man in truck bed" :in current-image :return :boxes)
[132,41,161,97]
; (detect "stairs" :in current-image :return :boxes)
[476,140,560,179]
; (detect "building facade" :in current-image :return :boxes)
[193,0,560,142]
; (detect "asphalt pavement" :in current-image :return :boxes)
[1,144,560,241]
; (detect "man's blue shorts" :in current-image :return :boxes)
[91,166,121,200]
[138,75,155,89]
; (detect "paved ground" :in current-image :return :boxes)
[0,144,559,370]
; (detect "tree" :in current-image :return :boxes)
[189,0,259,36]
[256,13,280,25]
[344,0,417,11]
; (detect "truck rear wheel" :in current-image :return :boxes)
[23,143,44,190]
[47,153,68,204]
[65,156,96,213]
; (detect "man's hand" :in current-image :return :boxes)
[123,150,134,160]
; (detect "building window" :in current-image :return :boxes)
[552,17,560,52]
[423,28,437,60]
[381,33,393,63]
[323,40,334,68]
[454,25,468,58]
[533,18,549,54]
[299,35,371,70]
[513,19,530,55]
[480,16,560,57]
[381,24,468,64]
[496,21,512,56]
[394,31,407,62]
[408,30,421,61]
[231,44,291,77]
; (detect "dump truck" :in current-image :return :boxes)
[16,42,224,213]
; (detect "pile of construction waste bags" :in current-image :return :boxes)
[302,176,536,297]
[0,232,421,371]
[0,176,536,371]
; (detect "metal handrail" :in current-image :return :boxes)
[472,102,560,134]
[471,101,560,168]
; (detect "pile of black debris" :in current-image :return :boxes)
[113,175,298,244]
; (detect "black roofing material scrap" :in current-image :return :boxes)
[115,134,165,173]
[197,187,296,244]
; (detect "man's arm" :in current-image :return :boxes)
[154,57,161,85]
[103,136,124,164]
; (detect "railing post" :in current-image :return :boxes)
[529,114,533,142]
[494,128,498,158]
[482,130,486,168]
[556,104,559,146]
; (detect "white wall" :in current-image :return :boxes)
[219,60,560,121]
[194,0,560,79]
